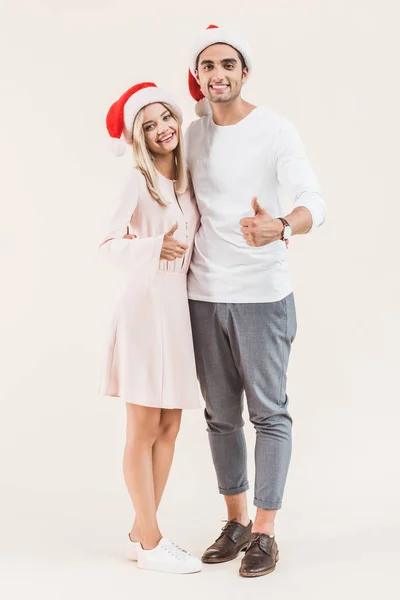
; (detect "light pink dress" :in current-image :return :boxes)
[99,167,201,409]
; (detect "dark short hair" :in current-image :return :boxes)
[195,44,247,72]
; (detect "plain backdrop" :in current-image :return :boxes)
[1,1,399,598]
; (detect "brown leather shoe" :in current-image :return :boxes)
[239,533,279,577]
[201,520,253,564]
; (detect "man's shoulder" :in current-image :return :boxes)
[184,108,296,140]
[253,106,294,132]
[186,115,211,137]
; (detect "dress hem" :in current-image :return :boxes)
[101,392,202,410]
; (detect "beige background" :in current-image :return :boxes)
[1,0,399,598]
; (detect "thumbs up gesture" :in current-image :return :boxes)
[166,222,178,237]
[240,196,288,248]
[160,222,189,261]
[251,196,267,216]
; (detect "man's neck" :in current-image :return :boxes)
[211,97,257,126]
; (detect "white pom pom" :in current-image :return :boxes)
[195,98,212,117]
[110,137,126,157]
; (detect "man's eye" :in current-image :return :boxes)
[226,64,234,69]
[204,65,212,71]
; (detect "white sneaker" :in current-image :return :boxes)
[126,535,141,561]
[137,537,202,574]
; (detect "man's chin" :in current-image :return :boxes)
[208,94,231,104]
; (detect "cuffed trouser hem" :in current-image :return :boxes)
[254,498,282,510]
[219,483,249,496]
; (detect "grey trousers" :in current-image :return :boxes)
[188,293,297,510]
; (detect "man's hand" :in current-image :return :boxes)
[160,222,189,261]
[240,197,286,247]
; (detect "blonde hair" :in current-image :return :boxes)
[132,103,188,206]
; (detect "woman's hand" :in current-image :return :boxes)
[160,222,189,261]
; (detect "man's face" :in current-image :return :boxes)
[194,43,248,105]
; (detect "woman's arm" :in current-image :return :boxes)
[99,169,164,273]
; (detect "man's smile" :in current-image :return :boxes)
[209,84,230,91]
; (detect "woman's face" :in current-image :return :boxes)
[142,103,179,156]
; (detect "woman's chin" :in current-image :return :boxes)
[154,141,179,156]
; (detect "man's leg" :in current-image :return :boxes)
[189,300,249,503]
[228,294,297,531]
[189,300,253,562]
[224,493,249,527]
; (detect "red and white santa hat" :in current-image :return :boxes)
[106,82,183,156]
[188,24,253,117]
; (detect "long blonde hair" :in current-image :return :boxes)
[132,103,188,206]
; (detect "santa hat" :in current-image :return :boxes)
[188,24,253,117]
[106,82,183,156]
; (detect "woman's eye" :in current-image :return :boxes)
[145,124,154,131]
[163,114,171,121]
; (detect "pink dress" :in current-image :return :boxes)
[99,167,201,409]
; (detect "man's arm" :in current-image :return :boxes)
[284,206,312,235]
[240,120,326,246]
[274,119,326,234]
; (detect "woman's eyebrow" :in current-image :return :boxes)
[143,110,169,126]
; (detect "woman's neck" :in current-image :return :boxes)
[154,152,176,180]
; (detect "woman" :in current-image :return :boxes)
[99,82,202,574]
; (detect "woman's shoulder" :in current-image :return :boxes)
[129,166,145,184]
[122,166,148,195]
[114,167,147,210]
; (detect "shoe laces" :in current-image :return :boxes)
[248,532,267,551]
[220,519,241,537]
[165,540,190,561]
[248,532,274,550]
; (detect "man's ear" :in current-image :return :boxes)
[194,70,201,86]
[242,66,249,82]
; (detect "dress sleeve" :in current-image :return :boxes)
[99,169,164,273]
[273,119,327,232]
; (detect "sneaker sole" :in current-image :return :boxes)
[127,555,138,562]
[137,563,202,574]
[126,546,139,561]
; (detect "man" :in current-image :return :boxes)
[185,25,326,577]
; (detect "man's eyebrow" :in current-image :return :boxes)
[200,58,238,66]
[143,110,169,126]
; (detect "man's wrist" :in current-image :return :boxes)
[276,217,293,241]
[274,218,285,240]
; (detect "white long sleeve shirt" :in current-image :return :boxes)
[185,107,326,303]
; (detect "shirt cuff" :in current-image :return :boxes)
[294,194,326,234]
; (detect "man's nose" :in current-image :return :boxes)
[211,66,225,80]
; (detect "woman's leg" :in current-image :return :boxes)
[153,409,182,507]
[130,409,182,542]
[123,404,162,550]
